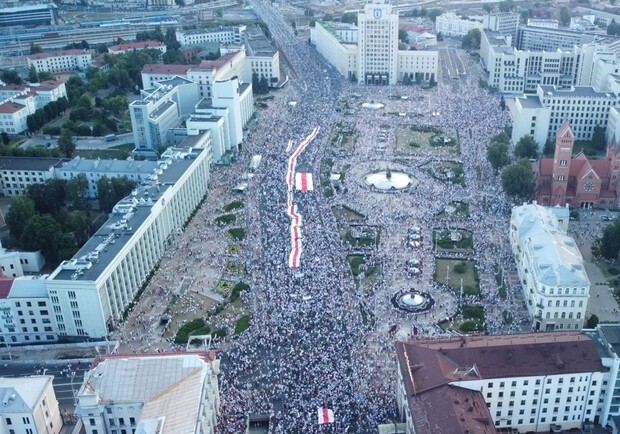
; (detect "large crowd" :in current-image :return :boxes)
[110,1,538,432]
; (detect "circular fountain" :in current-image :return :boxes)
[391,289,435,313]
[364,170,414,190]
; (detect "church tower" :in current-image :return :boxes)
[550,121,574,206]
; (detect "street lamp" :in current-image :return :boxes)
[70,371,77,406]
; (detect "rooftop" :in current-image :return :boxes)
[27,49,89,60]
[0,101,26,114]
[0,156,65,171]
[511,203,589,287]
[539,84,615,99]
[0,375,53,413]
[58,157,159,175]
[245,26,276,57]
[142,64,192,75]
[49,147,206,283]
[109,40,165,52]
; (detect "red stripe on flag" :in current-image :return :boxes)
[322,408,329,424]
[301,173,308,191]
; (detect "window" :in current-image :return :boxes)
[89,418,95,426]
[5,418,12,425]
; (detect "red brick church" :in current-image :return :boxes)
[533,121,620,208]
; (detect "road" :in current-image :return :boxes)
[21,132,134,150]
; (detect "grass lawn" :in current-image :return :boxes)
[213,279,235,297]
[223,201,244,212]
[332,205,366,221]
[224,261,245,275]
[214,214,236,225]
[234,314,251,335]
[436,201,470,219]
[396,128,433,154]
[227,244,242,255]
[340,228,379,248]
[76,143,134,160]
[425,161,465,186]
[435,258,480,296]
[226,227,246,241]
[433,229,474,252]
[320,158,335,198]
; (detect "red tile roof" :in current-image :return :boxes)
[0,278,13,298]
[199,51,239,69]
[0,101,26,114]
[142,64,192,75]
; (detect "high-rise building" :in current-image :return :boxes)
[357,0,399,85]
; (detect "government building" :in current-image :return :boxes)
[310,0,438,85]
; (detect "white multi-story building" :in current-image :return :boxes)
[244,26,281,87]
[0,241,45,278]
[527,18,560,29]
[27,49,92,74]
[107,40,167,55]
[0,81,67,110]
[0,156,65,196]
[0,3,57,27]
[516,25,596,52]
[44,141,211,338]
[142,47,247,100]
[0,375,63,434]
[0,277,57,344]
[510,202,590,332]
[55,158,160,198]
[75,352,220,434]
[435,12,483,38]
[0,101,32,135]
[479,29,610,94]
[482,11,520,40]
[129,76,200,156]
[176,25,246,46]
[509,84,617,145]
[396,333,606,434]
[311,0,438,85]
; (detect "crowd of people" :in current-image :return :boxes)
[108,2,540,432]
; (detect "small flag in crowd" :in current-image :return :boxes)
[317,408,335,424]
[295,172,313,191]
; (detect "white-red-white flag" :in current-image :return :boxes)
[317,408,334,424]
[295,172,313,191]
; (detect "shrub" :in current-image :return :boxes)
[175,318,211,344]
[226,227,246,240]
[230,281,249,302]
[223,201,244,212]
[454,261,468,274]
[459,320,483,333]
[608,266,620,276]
[214,214,236,225]
[235,314,251,334]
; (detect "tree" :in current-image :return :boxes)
[542,138,555,157]
[399,29,409,43]
[498,0,514,12]
[487,141,511,172]
[97,176,136,212]
[162,49,186,65]
[30,43,43,55]
[27,180,66,214]
[0,70,22,85]
[608,19,619,35]
[559,6,571,26]
[513,135,538,159]
[57,128,76,158]
[598,221,620,259]
[341,12,357,24]
[500,95,506,111]
[501,159,535,201]
[6,196,36,241]
[428,9,442,23]
[65,210,93,246]
[586,314,599,329]
[520,10,530,23]
[20,214,64,264]
[66,173,89,210]
[77,93,92,110]
[461,28,481,49]
[483,4,493,13]
[1,132,9,146]
[28,65,39,83]
[591,125,606,152]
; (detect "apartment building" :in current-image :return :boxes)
[176,25,246,46]
[244,26,281,87]
[129,76,200,156]
[396,333,606,434]
[0,241,45,278]
[311,0,438,85]
[0,3,57,27]
[527,18,560,29]
[509,84,617,145]
[510,202,590,331]
[0,375,63,434]
[27,49,92,74]
[44,141,211,338]
[435,12,482,38]
[75,352,220,434]
[107,40,167,55]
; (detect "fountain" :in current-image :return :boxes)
[364,170,414,191]
[391,289,434,313]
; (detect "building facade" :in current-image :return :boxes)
[244,26,281,87]
[534,122,620,208]
[107,40,167,55]
[311,1,438,85]
[0,156,64,196]
[176,25,246,46]
[0,3,57,27]
[435,12,483,38]
[510,202,590,331]
[482,12,519,40]
[76,353,220,434]
[27,49,92,74]
[516,25,596,52]
[396,333,606,434]
[0,375,63,434]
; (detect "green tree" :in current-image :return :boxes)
[461,28,481,49]
[513,135,539,159]
[428,8,442,23]
[498,0,514,12]
[608,19,619,35]
[77,93,92,110]
[483,4,493,13]
[30,43,43,55]
[162,49,186,65]
[65,210,93,246]
[559,6,571,26]
[591,125,607,152]
[500,95,506,111]
[487,141,511,172]
[20,214,63,263]
[542,138,555,157]
[0,132,9,146]
[586,314,600,329]
[97,176,136,212]
[28,65,39,83]
[6,196,36,241]
[399,29,409,43]
[57,129,76,158]
[66,173,89,210]
[598,221,620,259]
[0,70,22,85]
[520,9,530,23]
[501,159,535,201]
[341,12,357,24]
[27,180,66,214]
